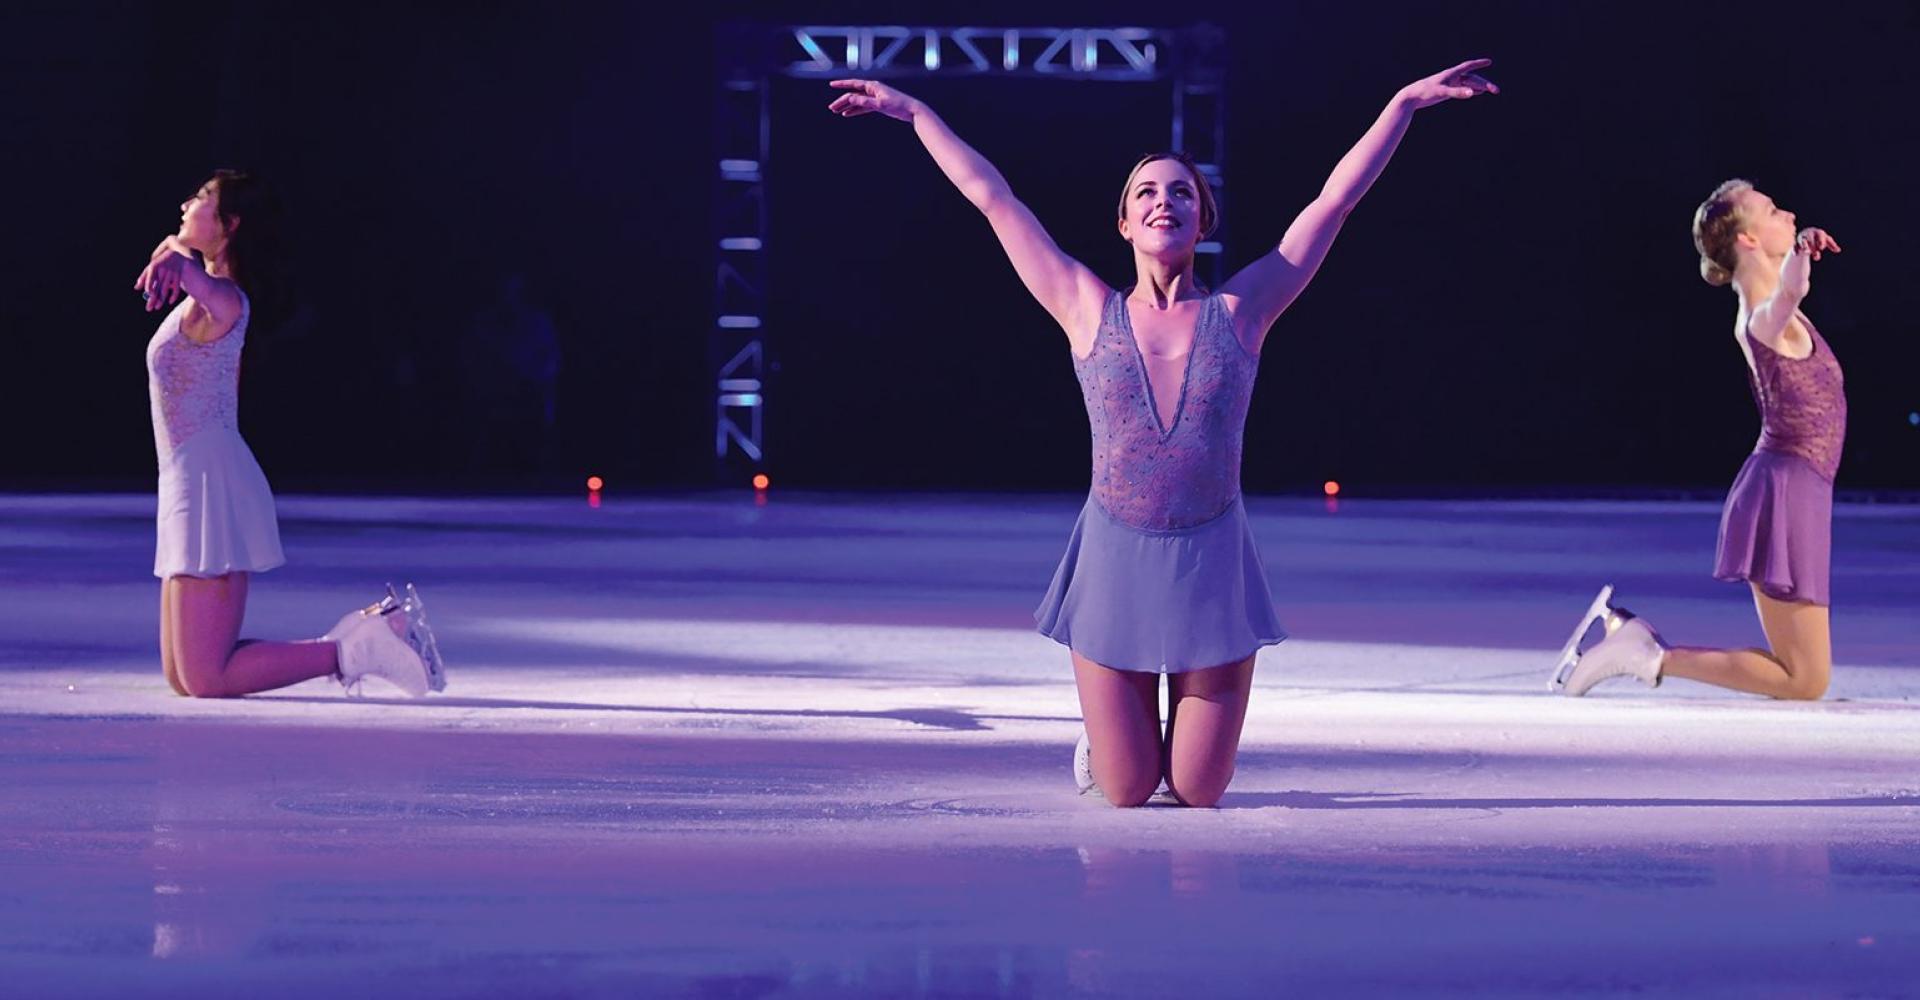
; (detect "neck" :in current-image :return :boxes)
[1130,254,1202,308]
[186,234,230,280]
[1731,252,1780,310]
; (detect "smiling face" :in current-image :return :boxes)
[1116,154,1216,258]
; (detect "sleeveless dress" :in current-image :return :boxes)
[1712,313,1845,606]
[147,292,285,578]
[1034,289,1287,672]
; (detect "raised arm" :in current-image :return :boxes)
[1747,227,1841,350]
[134,235,246,339]
[829,79,1109,354]
[1220,59,1497,353]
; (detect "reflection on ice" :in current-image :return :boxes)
[0,492,1914,995]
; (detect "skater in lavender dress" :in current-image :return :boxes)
[138,170,445,698]
[1551,180,1843,700]
[830,61,1498,805]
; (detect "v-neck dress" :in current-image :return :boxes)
[1034,288,1286,673]
[1712,315,1846,606]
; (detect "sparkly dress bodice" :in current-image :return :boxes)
[1072,290,1258,531]
[146,294,250,462]
[1746,315,1845,482]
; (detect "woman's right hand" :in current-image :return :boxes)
[827,79,921,123]
[1395,59,1499,110]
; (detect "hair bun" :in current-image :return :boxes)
[1699,257,1732,286]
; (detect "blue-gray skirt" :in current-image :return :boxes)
[1034,495,1287,673]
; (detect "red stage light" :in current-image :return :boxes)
[1323,480,1341,497]
[586,475,604,491]
[752,474,770,490]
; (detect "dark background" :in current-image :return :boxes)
[6,1,1915,496]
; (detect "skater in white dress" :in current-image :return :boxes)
[138,170,446,698]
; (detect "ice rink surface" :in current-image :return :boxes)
[3,492,1916,997]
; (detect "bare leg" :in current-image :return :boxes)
[1661,584,1831,700]
[169,573,339,698]
[160,579,188,697]
[1163,656,1256,807]
[1071,652,1161,808]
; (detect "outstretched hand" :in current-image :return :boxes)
[1399,58,1499,110]
[827,79,921,123]
[1795,227,1842,261]
[134,236,194,312]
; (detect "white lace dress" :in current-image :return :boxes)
[146,292,284,578]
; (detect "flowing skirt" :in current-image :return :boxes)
[154,426,285,579]
[1035,495,1286,673]
[1713,450,1833,606]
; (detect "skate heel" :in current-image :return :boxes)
[1549,584,1615,691]
[1073,730,1095,795]
[400,583,448,693]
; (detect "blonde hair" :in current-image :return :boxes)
[1117,152,1218,239]
[1692,178,1754,287]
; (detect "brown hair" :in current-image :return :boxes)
[1692,178,1753,287]
[1117,152,1218,240]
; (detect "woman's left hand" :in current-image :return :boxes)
[1398,59,1499,110]
[1796,227,1842,261]
[135,237,194,312]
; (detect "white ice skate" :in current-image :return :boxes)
[324,583,447,697]
[1073,729,1097,795]
[1548,585,1667,696]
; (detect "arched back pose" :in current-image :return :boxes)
[138,170,446,699]
[831,61,1497,805]
[1551,180,1843,700]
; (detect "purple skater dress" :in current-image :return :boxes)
[1034,289,1287,672]
[1713,313,1845,606]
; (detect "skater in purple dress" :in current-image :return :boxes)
[830,61,1497,805]
[138,170,446,698]
[1552,180,1843,700]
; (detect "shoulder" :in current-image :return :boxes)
[197,274,247,320]
[1068,283,1121,357]
[181,279,249,345]
[1214,290,1265,357]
